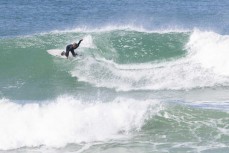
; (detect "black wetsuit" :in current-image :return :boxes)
[65,40,83,57]
[65,44,77,57]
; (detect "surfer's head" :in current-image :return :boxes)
[73,43,77,48]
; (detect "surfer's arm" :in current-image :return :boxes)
[76,39,83,48]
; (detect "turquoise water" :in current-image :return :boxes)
[0,0,229,153]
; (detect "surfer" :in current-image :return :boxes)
[61,39,83,58]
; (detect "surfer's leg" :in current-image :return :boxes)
[65,50,69,57]
[65,46,71,57]
[71,50,77,57]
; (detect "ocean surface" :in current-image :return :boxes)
[0,0,229,152]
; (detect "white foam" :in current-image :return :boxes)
[0,97,161,150]
[72,57,226,91]
[186,29,229,76]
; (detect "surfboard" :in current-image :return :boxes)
[47,49,83,59]
[47,49,68,59]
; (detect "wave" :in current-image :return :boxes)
[0,97,161,150]
[1,27,229,94]
[71,29,229,91]
[0,97,228,151]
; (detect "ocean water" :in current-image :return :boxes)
[0,0,229,153]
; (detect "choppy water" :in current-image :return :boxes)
[0,0,229,153]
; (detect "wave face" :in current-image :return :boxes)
[71,29,229,91]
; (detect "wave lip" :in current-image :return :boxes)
[47,24,191,35]
[0,97,162,150]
